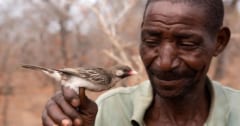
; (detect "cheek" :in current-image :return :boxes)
[140,45,158,67]
[180,49,213,73]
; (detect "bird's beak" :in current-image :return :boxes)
[128,70,138,75]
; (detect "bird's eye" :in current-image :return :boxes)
[116,70,124,76]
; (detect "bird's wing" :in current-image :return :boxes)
[58,67,112,85]
[22,64,62,81]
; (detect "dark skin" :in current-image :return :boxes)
[42,1,230,126]
[141,1,230,126]
[42,87,97,126]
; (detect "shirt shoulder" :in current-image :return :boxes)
[94,81,152,126]
[221,84,240,115]
[212,81,240,125]
[214,82,240,107]
[213,81,240,108]
[96,80,151,105]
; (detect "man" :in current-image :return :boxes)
[42,0,240,126]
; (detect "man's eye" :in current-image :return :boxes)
[142,40,159,47]
[179,41,198,50]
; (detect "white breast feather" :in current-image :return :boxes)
[43,71,61,81]
[61,77,101,94]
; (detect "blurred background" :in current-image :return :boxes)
[0,0,239,125]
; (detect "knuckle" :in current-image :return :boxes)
[46,99,54,107]
[54,92,64,103]
[45,93,61,109]
[62,87,78,100]
[45,100,57,113]
[52,91,62,100]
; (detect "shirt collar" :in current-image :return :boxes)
[130,79,230,126]
[205,79,230,126]
[131,81,153,126]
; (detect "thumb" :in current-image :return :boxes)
[61,86,90,108]
[78,88,95,108]
[77,88,98,115]
[78,88,87,106]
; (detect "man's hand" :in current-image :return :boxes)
[42,87,98,126]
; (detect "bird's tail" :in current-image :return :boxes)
[22,64,61,81]
[22,64,52,71]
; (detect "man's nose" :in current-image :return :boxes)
[154,43,180,71]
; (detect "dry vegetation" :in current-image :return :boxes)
[0,0,239,125]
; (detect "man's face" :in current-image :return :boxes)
[140,1,218,98]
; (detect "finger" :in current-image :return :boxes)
[59,88,96,126]
[46,99,72,126]
[62,86,97,123]
[73,118,83,126]
[62,86,80,107]
[42,109,57,126]
[78,88,87,107]
[51,100,83,126]
[54,92,82,120]
[78,88,97,111]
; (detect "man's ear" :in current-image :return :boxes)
[213,27,231,56]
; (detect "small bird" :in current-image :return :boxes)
[22,64,137,94]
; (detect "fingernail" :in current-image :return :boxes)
[61,119,72,126]
[71,98,80,107]
[74,118,83,126]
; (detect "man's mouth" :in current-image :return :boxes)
[153,76,191,86]
[149,70,194,88]
[148,67,195,80]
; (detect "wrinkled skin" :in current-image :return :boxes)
[41,87,97,126]
[41,1,230,126]
[141,1,230,126]
[140,1,229,98]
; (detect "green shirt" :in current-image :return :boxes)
[95,80,240,126]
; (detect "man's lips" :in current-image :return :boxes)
[154,77,189,85]
[149,72,187,81]
[151,74,192,88]
[148,68,195,81]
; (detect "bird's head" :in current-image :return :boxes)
[111,65,137,79]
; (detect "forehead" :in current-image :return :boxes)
[143,1,207,31]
